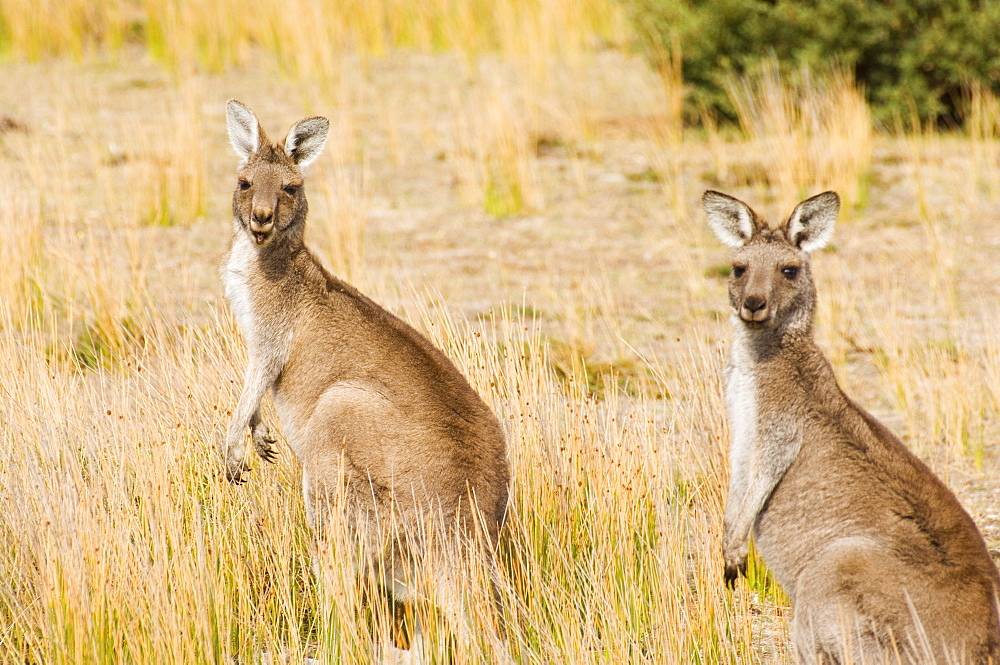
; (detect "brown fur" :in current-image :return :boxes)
[705,190,1000,664]
[221,100,510,658]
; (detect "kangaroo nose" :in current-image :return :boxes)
[740,295,769,322]
[252,209,273,227]
[743,295,766,313]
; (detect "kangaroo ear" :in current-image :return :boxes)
[786,191,839,252]
[703,190,759,249]
[226,99,263,164]
[284,116,330,168]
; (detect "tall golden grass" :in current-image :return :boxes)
[0,0,628,73]
[0,10,998,663]
[725,61,872,214]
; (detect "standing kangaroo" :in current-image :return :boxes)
[221,100,510,660]
[705,190,1000,664]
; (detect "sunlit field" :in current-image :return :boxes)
[1,2,999,663]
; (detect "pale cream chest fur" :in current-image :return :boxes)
[222,232,256,343]
[725,320,758,486]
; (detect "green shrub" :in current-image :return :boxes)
[626,0,1000,126]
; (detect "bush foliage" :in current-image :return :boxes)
[627,0,1000,126]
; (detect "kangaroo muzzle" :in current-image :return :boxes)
[740,295,769,323]
[250,209,274,244]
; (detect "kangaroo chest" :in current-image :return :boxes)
[223,233,258,343]
[222,234,297,371]
[725,332,759,473]
[725,331,811,469]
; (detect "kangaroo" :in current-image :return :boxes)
[221,99,510,661]
[704,190,1000,664]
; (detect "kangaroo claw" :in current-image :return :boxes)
[724,559,747,588]
[252,427,280,463]
[226,458,251,485]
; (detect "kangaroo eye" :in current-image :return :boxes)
[238,179,251,191]
[782,266,800,279]
[283,185,299,196]
[732,265,746,279]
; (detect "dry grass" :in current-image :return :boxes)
[0,0,628,76]
[1,12,999,664]
[967,83,1000,201]
[723,61,872,214]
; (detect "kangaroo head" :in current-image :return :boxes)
[703,190,839,333]
[226,99,329,247]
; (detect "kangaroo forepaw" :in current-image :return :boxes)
[724,558,747,588]
[225,457,251,485]
[252,425,279,463]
